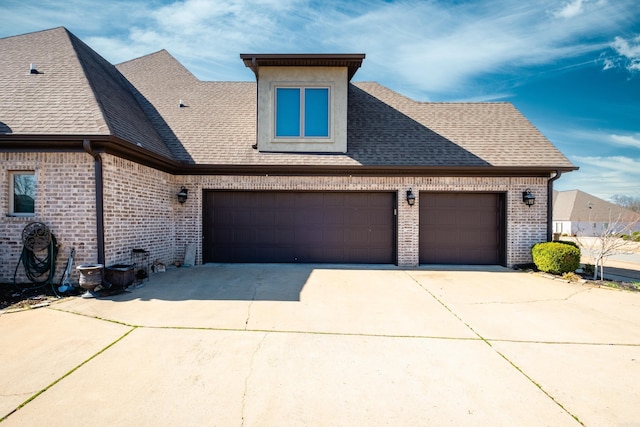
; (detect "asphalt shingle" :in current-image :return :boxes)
[2,27,575,171]
[117,51,575,168]
[0,27,172,158]
[553,190,640,222]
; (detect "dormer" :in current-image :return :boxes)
[241,53,365,153]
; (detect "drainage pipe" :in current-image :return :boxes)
[547,170,562,242]
[83,139,105,265]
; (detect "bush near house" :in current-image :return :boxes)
[621,231,640,242]
[531,242,581,275]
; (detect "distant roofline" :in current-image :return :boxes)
[240,53,366,81]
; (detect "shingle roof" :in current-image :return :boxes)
[0,27,172,158]
[117,52,575,169]
[2,27,576,172]
[553,190,640,222]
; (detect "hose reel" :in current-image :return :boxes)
[21,221,52,252]
[13,222,58,290]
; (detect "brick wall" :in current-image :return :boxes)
[177,174,548,267]
[1,151,549,286]
[0,152,97,284]
[102,155,176,269]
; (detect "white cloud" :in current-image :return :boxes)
[602,58,615,70]
[610,134,640,148]
[1,0,638,94]
[559,156,640,198]
[553,0,585,19]
[611,35,640,72]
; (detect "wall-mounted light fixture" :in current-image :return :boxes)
[406,188,416,206]
[177,186,188,204]
[522,188,535,207]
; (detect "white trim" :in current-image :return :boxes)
[8,170,35,216]
[272,82,334,143]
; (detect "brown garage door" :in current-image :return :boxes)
[203,191,395,263]
[419,192,505,265]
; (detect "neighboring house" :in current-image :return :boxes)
[553,190,640,237]
[1,27,577,283]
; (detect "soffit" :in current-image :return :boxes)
[240,53,365,81]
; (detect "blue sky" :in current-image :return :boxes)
[2,0,639,200]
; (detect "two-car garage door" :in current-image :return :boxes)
[203,191,396,264]
[202,191,505,265]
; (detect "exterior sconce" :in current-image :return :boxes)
[522,189,535,207]
[177,186,188,204]
[406,188,416,206]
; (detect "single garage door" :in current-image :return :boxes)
[203,191,395,263]
[419,192,505,265]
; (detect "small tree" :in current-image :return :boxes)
[575,209,640,280]
[611,194,640,214]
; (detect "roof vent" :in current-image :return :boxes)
[179,99,185,108]
[29,63,40,74]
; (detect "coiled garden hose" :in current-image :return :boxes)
[12,223,59,294]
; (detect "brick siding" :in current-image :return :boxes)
[1,152,97,284]
[1,152,548,284]
[179,175,548,267]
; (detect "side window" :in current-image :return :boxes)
[9,171,35,216]
[275,87,330,138]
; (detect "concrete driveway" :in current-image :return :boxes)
[1,264,639,426]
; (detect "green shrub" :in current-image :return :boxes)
[621,232,640,242]
[531,242,581,275]
[555,240,579,249]
[582,263,595,276]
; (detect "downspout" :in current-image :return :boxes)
[83,139,105,265]
[251,57,258,150]
[547,170,562,242]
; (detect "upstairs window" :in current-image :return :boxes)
[275,87,330,138]
[9,171,35,216]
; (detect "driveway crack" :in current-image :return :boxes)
[464,289,591,305]
[244,270,264,330]
[241,333,267,427]
[404,271,585,426]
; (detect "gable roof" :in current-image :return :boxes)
[0,27,172,158]
[117,51,576,171]
[553,190,640,223]
[2,27,577,176]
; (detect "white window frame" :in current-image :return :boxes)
[273,84,332,142]
[9,171,36,217]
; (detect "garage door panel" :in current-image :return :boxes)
[420,192,504,265]
[232,210,252,225]
[369,232,393,246]
[275,229,295,245]
[203,191,395,263]
[304,209,325,225]
[367,209,390,225]
[323,210,344,225]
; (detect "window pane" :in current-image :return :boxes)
[276,88,300,137]
[304,88,329,137]
[13,173,35,214]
